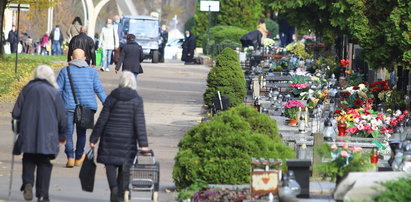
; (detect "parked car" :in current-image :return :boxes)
[164,38,184,60]
[120,15,163,63]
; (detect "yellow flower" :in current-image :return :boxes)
[347,114,354,121]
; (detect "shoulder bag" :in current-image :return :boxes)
[67,66,95,129]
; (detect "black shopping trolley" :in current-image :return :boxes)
[124,150,160,202]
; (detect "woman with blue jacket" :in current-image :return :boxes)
[57,49,107,167]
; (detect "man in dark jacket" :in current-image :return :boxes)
[90,71,148,202]
[12,65,67,202]
[8,25,18,53]
[49,25,64,56]
[181,30,196,65]
[159,25,168,63]
[67,26,96,66]
[115,34,144,77]
[240,30,262,50]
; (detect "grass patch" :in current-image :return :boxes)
[0,54,66,102]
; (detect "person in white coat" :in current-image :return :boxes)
[99,19,119,72]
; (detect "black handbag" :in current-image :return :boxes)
[67,66,95,129]
[79,149,97,192]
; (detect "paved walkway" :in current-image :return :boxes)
[0,60,210,201]
[0,59,335,201]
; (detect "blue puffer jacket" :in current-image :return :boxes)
[57,59,107,111]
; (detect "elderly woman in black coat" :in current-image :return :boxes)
[12,65,67,202]
[115,34,144,77]
[90,71,149,202]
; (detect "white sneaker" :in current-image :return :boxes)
[105,68,110,72]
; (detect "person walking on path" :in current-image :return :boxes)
[181,30,196,65]
[90,71,149,202]
[115,34,144,77]
[113,15,123,42]
[67,26,96,66]
[7,25,18,53]
[159,24,168,63]
[100,19,119,72]
[40,32,49,55]
[57,49,106,168]
[67,17,82,41]
[49,25,64,56]
[12,65,67,202]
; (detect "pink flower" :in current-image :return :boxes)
[342,144,349,149]
[352,146,363,152]
[340,150,349,157]
[346,127,358,134]
[357,124,364,131]
[331,144,338,150]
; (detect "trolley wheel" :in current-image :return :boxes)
[124,190,129,202]
[152,191,158,202]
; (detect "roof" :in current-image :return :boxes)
[122,15,158,21]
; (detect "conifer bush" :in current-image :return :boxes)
[203,48,246,107]
[173,105,295,189]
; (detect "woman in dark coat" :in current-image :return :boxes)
[115,34,144,77]
[181,30,196,64]
[90,71,149,202]
[12,65,67,202]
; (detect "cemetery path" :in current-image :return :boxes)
[0,60,210,201]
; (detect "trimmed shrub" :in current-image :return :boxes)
[201,25,248,53]
[173,105,295,190]
[203,48,246,107]
[265,18,279,38]
[373,176,411,202]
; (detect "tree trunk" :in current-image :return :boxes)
[0,0,8,57]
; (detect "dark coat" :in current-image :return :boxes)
[90,87,148,165]
[240,30,262,49]
[12,79,67,158]
[8,30,18,44]
[67,33,96,65]
[181,35,196,62]
[115,41,144,74]
[49,28,64,44]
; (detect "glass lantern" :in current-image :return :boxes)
[323,118,336,141]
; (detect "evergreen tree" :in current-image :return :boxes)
[192,0,263,45]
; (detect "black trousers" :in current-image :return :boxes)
[105,164,128,191]
[22,153,53,199]
[10,43,17,53]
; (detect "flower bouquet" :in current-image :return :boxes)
[289,73,310,96]
[283,100,305,121]
[314,143,373,181]
[262,38,275,48]
[334,107,388,138]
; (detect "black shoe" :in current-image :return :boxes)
[23,184,33,201]
[38,197,50,202]
[110,187,119,202]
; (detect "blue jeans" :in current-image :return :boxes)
[51,40,61,56]
[102,49,113,68]
[65,111,87,159]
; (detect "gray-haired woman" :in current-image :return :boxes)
[12,65,67,202]
[90,71,149,202]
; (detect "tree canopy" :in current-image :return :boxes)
[263,0,411,70]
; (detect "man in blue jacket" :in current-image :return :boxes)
[57,49,107,167]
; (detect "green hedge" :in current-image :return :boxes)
[203,48,246,107]
[201,25,248,54]
[265,18,279,38]
[173,105,295,190]
[373,176,411,202]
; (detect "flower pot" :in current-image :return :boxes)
[337,122,347,136]
[288,119,298,126]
